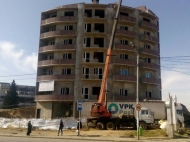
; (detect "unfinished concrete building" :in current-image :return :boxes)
[35,0,161,118]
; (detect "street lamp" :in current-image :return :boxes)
[130,42,139,140]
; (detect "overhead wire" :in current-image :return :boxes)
[0,55,190,81]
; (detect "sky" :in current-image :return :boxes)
[0,0,190,108]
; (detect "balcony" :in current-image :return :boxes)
[140,62,160,70]
[82,74,102,80]
[89,95,98,100]
[116,30,136,38]
[41,16,77,26]
[39,44,76,53]
[114,59,136,66]
[113,75,136,82]
[83,30,106,36]
[118,15,136,25]
[140,48,159,57]
[114,44,136,52]
[114,95,136,101]
[36,75,75,81]
[40,30,76,39]
[35,94,74,101]
[38,59,75,67]
[140,21,159,31]
[83,14,106,22]
[140,34,159,44]
[141,78,161,85]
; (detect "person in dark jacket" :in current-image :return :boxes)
[26,121,32,136]
[57,119,64,136]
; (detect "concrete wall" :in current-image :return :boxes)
[36,102,52,119]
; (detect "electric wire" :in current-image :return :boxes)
[0,55,190,81]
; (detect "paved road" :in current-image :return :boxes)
[0,136,106,142]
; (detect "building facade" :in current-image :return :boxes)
[0,82,35,107]
[35,1,161,119]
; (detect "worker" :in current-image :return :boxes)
[57,119,64,136]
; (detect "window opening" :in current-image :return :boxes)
[120,89,128,96]
[120,54,128,59]
[94,68,103,79]
[85,9,92,17]
[95,9,105,18]
[143,17,150,22]
[65,11,74,16]
[62,68,71,74]
[145,72,152,78]
[120,12,129,16]
[120,40,128,45]
[146,91,152,98]
[82,87,89,99]
[61,88,69,95]
[120,69,128,76]
[83,68,89,78]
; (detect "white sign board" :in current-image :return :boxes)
[38,81,54,92]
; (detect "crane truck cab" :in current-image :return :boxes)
[138,107,154,129]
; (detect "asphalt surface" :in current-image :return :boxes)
[0,132,190,142]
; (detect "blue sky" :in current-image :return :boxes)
[0,0,190,108]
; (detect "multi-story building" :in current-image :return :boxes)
[35,0,161,119]
[0,82,35,107]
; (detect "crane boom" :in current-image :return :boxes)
[90,0,122,118]
[98,0,122,104]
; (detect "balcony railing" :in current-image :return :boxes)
[114,44,136,52]
[82,75,102,80]
[116,30,136,38]
[113,75,136,82]
[140,21,159,31]
[119,15,136,25]
[38,59,75,66]
[140,34,159,44]
[37,75,75,81]
[39,44,76,52]
[114,59,136,66]
[140,62,160,70]
[35,94,74,101]
[40,30,76,39]
[140,48,159,56]
[114,95,136,101]
[141,78,161,85]
[41,16,77,25]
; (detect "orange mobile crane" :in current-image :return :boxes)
[88,0,123,130]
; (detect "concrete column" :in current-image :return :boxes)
[73,3,84,118]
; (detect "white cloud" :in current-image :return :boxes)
[0,40,37,73]
[162,69,190,110]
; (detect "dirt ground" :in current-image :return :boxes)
[0,106,36,118]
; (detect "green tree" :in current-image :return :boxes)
[2,80,19,109]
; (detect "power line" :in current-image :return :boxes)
[0,73,36,77]
[160,56,190,58]
[161,66,190,75]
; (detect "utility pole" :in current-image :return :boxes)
[130,42,139,140]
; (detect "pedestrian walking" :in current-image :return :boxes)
[26,121,32,136]
[57,119,64,136]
